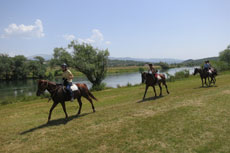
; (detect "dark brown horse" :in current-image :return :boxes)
[36,80,97,123]
[141,72,169,100]
[193,68,217,87]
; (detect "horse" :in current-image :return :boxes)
[141,72,169,100]
[36,80,97,123]
[193,68,217,87]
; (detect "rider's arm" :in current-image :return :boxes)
[67,70,74,79]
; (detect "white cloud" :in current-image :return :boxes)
[63,34,76,41]
[105,41,111,45]
[1,19,45,38]
[78,29,110,45]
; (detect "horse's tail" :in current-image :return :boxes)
[81,83,98,101]
[88,91,98,101]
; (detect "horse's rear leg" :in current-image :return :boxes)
[152,86,157,97]
[163,82,170,94]
[48,102,58,123]
[143,85,149,100]
[85,96,95,112]
[158,83,162,96]
[60,102,68,119]
[76,98,82,116]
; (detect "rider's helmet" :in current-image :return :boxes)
[61,63,67,68]
[148,63,153,67]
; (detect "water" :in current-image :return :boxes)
[0,67,198,100]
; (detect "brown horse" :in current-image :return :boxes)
[141,72,169,100]
[36,80,97,123]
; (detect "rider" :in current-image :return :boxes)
[61,63,74,102]
[148,63,158,80]
[204,60,211,73]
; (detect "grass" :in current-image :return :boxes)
[1,72,230,152]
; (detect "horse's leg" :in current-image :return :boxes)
[60,102,68,119]
[163,80,169,94]
[204,77,207,86]
[48,102,58,123]
[201,77,204,87]
[208,76,211,86]
[76,98,82,116]
[143,85,149,100]
[86,96,95,112]
[152,86,157,97]
[158,83,162,96]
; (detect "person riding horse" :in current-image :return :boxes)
[61,63,74,102]
[204,60,211,74]
[148,63,158,80]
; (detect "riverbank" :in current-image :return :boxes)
[48,65,155,77]
[1,71,230,152]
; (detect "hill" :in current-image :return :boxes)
[1,72,230,152]
[109,57,183,64]
[182,56,219,66]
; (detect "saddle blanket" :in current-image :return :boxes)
[71,84,79,91]
[208,70,212,74]
[156,74,162,80]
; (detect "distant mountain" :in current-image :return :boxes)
[182,56,219,66]
[27,54,53,61]
[109,57,184,64]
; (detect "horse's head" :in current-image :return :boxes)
[36,80,49,96]
[141,72,147,83]
[193,68,199,75]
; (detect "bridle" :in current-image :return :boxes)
[37,81,49,95]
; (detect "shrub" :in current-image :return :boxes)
[91,82,107,91]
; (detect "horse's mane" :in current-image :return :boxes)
[40,80,57,86]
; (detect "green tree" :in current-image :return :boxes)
[0,54,13,80]
[28,56,47,79]
[50,48,73,68]
[68,41,110,90]
[12,55,28,79]
[157,62,170,70]
[34,56,46,78]
[219,45,230,66]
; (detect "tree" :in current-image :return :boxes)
[28,56,47,79]
[12,55,28,79]
[50,47,73,68]
[68,41,110,89]
[219,45,230,66]
[0,54,13,80]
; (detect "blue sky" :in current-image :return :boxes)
[0,0,230,60]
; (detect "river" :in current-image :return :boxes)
[0,67,198,100]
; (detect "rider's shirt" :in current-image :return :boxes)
[148,67,156,74]
[204,63,210,69]
[62,69,73,82]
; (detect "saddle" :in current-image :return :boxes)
[62,84,79,93]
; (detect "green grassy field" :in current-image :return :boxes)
[1,72,230,153]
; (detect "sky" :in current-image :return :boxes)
[0,0,230,60]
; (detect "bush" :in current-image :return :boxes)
[126,82,132,87]
[211,61,229,72]
[91,82,107,91]
[139,67,145,73]
[166,70,190,82]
